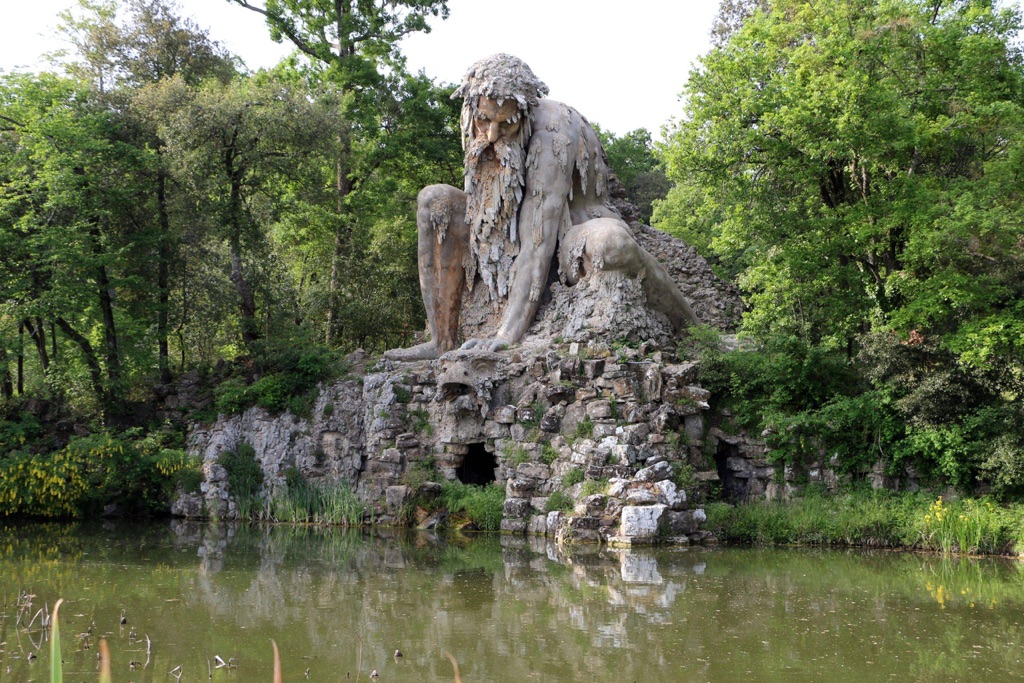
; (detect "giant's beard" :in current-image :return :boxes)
[463,133,526,301]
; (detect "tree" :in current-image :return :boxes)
[155,75,340,349]
[662,0,1024,487]
[59,0,235,382]
[0,72,152,408]
[227,0,450,342]
[593,126,671,223]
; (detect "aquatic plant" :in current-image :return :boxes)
[440,481,506,531]
[916,497,1007,555]
[260,477,366,526]
[706,489,1024,556]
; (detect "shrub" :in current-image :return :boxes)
[562,467,584,487]
[440,481,505,531]
[213,377,250,415]
[580,478,609,497]
[545,491,574,512]
[0,432,190,518]
[219,443,264,517]
[573,418,594,440]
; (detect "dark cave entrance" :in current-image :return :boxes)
[714,441,749,503]
[456,443,497,486]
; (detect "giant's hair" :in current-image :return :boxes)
[453,54,549,150]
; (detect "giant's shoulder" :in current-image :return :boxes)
[531,98,590,133]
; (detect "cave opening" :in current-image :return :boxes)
[456,443,497,486]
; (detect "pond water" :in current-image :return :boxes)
[1,521,1023,683]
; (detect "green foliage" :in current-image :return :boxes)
[659,0,1024,491]
[212,346,344,418]
[562,467,584,487]
[219,442,264,512]
[0,432,190,517]
[409,408,432,436]
[545,491,574,512]
[540,442,560,465]
[260,474,365,527]
[213,377,250,415]
[573,418,594,441]
[505,446,531,467]
[0,0,462,447]
[592,125,670,223]
[706,489,1024,555]
[439,481,505,532]
[580,478,609,497]
[671,462,697,491]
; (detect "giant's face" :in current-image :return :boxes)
[473,96,522,145]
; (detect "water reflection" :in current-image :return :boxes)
[0,520,1022,682]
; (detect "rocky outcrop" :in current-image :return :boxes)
[179,342,715,546]
[609,177,743,332]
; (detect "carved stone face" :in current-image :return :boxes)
[473,96,522,145]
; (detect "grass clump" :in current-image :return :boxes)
[261,474,365,527]
[409,408,432,435]
[545,490,574,512]
[505,446,531,467]
[580,478,609,497]
[705,488,1024,556]
[562,467,584,487]
[219,442,264,519]
[540,442,560,465]
[439,481,505,531]
[573,417,594,440]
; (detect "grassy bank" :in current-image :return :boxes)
[705,489,1024,557]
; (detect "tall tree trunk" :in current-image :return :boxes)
[325,127,353,343]
[54,317,106,404]
[224,145,259,347]
[156,161,172,383]
[23,318,49,373]
[93,251,121,387]
[17,322,24,395]
[0,345,12,400]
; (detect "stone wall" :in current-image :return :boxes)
[177,342,716,546]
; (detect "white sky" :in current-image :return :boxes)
[0,0,720,138]
[2,1,1022,138]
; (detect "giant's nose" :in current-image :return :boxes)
[487,120,501,143]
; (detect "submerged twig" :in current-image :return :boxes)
[98,638,112,683]
[445,651,463,683]
[271,639,282,683]
[355,634,364,683]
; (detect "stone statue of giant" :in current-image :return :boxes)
[386,54,699,361]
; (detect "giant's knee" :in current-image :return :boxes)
[417,184,465,237]
[584,219,641,273]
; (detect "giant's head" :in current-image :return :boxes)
[453,55,549,300]
[453,53,548,151]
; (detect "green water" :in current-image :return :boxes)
[1,521,1023,682]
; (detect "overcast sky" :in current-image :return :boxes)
[0,0,721,138]
[2,1,1022,137]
